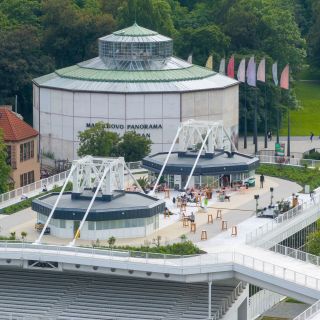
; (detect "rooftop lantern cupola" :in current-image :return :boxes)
[98,22,173,70]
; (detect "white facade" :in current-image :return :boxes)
[33,85,239,161]
[37,213,159,240]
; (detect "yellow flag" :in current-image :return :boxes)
[206,55,213,70]
[75,229,80,239]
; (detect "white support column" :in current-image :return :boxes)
[208,281,212,319]
[184,128,212,190]
[124,162,145,193]
[151,126,182,195]
[69,165,111,246]
[34,165,76,244]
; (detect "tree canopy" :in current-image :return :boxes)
[77,122,151,162]
[78,122,120,157]
[0,129,11,193]
[0,0,317,131]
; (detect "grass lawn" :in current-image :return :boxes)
[256,164,320,191]
[280,81,320,136]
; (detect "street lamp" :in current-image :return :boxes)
[254,194,260,215]
[270,187,274,206]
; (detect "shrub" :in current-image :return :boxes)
[88,241,203,256]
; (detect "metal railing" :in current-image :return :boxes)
[126,161,142,170]
[0,170,70,207]
[258,155,320,169]
[248,289,284,320]
[0,161,144,209]
[293,299,320,320]
[1,243,320,293]
[246,192,320,245]
[212,282,245,320]
[268,242,320,267]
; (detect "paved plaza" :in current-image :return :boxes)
[0,175,301,247]
[238,135,320,156]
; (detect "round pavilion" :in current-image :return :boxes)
[33,23,239,160]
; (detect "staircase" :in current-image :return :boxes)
[165,285,197,319]
[42,279,91,320]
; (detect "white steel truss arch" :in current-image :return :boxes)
[35,156,143,245]
[151,119,237,194]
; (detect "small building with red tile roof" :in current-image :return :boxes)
[0,106,40,188]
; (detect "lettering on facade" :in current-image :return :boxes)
[86,122,161,139]
[86,123,162,130]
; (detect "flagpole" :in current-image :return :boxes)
[254,88,258,154]
[264,84,268,149]
[276,108,279,144]
[287,108,290,157]
[253,91,255,145]
[244,83,247,149]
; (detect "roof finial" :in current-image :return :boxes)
[134,5,137,25]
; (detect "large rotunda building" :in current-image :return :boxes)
[33,23,239,160]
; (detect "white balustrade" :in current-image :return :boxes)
[0,161,143,209]
[0,242,319,294]
[293,299,320,320]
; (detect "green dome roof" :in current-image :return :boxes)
[55,63,215,83]
[113,23,158,37]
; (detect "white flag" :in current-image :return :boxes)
[219,58,226,74]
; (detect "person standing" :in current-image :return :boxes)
[260,174,265,188]
[310,132,314,142]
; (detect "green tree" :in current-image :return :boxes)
[41,0,116,68]
[116,131,151,162]
[0,26,54,123]
[0,129,11,193]
[0,0,41,26]
[308,0,320,67]
[77,122,120,157]
[175,24,230,66]
[307,230,320,256]
[117,0,177,36]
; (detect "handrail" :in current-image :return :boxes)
[0,243,320,293]
[293,299,320,320]
[268,242,320,267]
[246,192,320,245]
[258,155,320,169]
[0,161,143,208]
[212,282,245,320]
[0,170,70,207]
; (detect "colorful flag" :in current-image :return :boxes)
[206,55,213,70]
[227,55,235,78]
[219,58,226,74]
[272,62,278,86]
[257,58,266,82]
[280,64,290,89]
[237,58,246,83]
[187,54,192,64]
[246,56,256,87]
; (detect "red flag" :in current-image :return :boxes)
[280,64,289,89]
[227,55,235,78]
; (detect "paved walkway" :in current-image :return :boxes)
[0,175,301,247]
[238,136,320,156]
[262,302,309,320]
